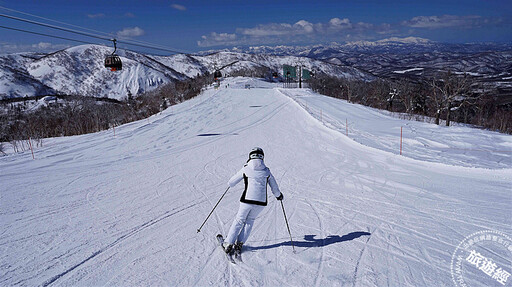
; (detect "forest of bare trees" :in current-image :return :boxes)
[309,72,511,134]
[0,74,212,152]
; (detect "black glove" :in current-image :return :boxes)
[276,193,283,201]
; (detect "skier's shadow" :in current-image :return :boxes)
[248,231,371,251]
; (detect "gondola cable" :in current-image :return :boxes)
[0,24,95,46]
[0,13,189,54]
[0,5,184,53]
[0,8,219,73]
[0,5,115,40]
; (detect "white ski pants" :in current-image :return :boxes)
[226,202,265,245]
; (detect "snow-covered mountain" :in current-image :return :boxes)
[1,45,191,100]
[2,38,510,100]
[0,53,57,98]
[196,51,371,80]
[0,45,373,100]
[232,37,512,57]
[215,37,512,84]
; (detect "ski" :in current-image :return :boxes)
[234,249,242,262]
[234,243,243,262]
[216,234,236,264]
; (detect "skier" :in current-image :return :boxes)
[222,147,283,257]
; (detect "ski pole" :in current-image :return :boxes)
[197,186,230,233]
[280,200,295,253]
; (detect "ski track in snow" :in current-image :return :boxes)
[1,77,511,286]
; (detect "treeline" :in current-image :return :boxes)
[0,75,212,152]
[226,66,271,79]
[309,72,512,134]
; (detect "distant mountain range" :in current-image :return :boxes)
[221,37,512,82]
[1,37,511,100]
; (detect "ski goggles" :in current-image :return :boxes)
[249,153,264,160]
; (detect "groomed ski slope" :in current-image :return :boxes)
[1,78,511,286]
[281,88,512,169]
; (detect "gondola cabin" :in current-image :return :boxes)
[105,39,122,71]
[105,55,122,71]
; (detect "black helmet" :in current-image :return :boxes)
[248,147,264,160]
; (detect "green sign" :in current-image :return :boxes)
[283,65,296,79]
[302,69,311,80]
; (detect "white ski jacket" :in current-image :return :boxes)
[228,159,281,206]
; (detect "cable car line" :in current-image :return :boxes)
[0,24,172,59]
[0,25,97,45]
[0,5,115,40]
[0,5,185,54]
[0,7,198,72]
[0,13,111,41]
[0,23,122,72]
[0,12,191,54]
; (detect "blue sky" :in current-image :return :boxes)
[0,0,511,54]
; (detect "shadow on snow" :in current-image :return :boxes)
[196,133,239,137]
[248,231,371,251]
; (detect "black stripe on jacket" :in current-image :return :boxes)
[240,173,269,206]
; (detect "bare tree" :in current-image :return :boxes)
[342,78,356,103]
[427,71,472,126]
[392,79,416,114]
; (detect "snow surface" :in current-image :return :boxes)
[393,68,424,74]
[1,77,511,286]
[281,88,512,169]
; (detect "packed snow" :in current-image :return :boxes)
[1,77,511,286]
[393,68,424,74]
[280,88,512,169]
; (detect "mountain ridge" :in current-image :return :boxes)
[0,44,373,100]
[1,38,511,100]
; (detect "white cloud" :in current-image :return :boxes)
[87,13,105,19]
[294,20,315,33]
[239,23,293,37]
[198,32,237,47]
[171,4,187,11]
[208,32,236,41]
[237,20,324,38]
[116,27,145,38]
[328,18,352,29]
[198,17,380,47]
[375,23,397,35]
[199,13,499,47]
[33,42,52,49]
[0,42,70,54]
[402,15,482,28]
